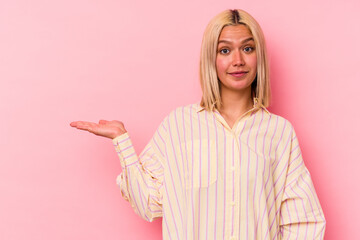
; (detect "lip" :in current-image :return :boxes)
[228,71,248,77]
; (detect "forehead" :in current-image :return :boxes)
[218,24,253,41]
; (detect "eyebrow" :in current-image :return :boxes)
[218,37,254,45]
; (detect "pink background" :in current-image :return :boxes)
[1,0,359,239]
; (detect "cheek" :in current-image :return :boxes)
[216,57,227,75]
[249,55,257,70]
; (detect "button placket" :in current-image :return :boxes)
[232,129,241,239]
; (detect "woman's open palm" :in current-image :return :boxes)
[70,120,126,139]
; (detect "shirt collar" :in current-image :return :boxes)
[196,98,270,114]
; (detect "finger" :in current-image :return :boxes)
[70,121,94,127]
[99,120,109,125]
[70,122,77,127]
[74,122,98,132]
[70,121,86,128]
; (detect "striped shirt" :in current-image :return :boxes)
[113,102,326,240]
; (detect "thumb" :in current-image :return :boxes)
[99,120,109,125]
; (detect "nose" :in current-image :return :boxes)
[232,50,245,66]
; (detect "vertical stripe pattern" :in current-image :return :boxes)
[113,103,326,239]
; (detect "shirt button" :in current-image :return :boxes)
[231,166,235,171]
[231,201,235,206]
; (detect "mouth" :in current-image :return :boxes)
[228,71,248,77]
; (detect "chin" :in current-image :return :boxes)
[230,83,252,90]
[220,80,253,92]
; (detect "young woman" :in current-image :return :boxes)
[71,9,326,240]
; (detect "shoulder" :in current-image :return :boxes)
[157,103,200,130]
[166,102,202,118]
[265,111,296,135]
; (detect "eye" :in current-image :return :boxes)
[243,46,254,53]
[219,48,230,54]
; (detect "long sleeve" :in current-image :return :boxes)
[112,119,168,222]
[279,127,326,239]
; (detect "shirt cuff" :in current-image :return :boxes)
[112,132,138,168]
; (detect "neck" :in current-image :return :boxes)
[218,87,253,117]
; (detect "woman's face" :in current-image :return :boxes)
[216,24,257,95]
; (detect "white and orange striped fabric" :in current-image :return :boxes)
[113,102,326,240]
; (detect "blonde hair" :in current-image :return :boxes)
[199,9,271,111]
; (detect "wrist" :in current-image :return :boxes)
[112,130,127,139]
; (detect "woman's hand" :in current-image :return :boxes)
[70,120,127,139]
